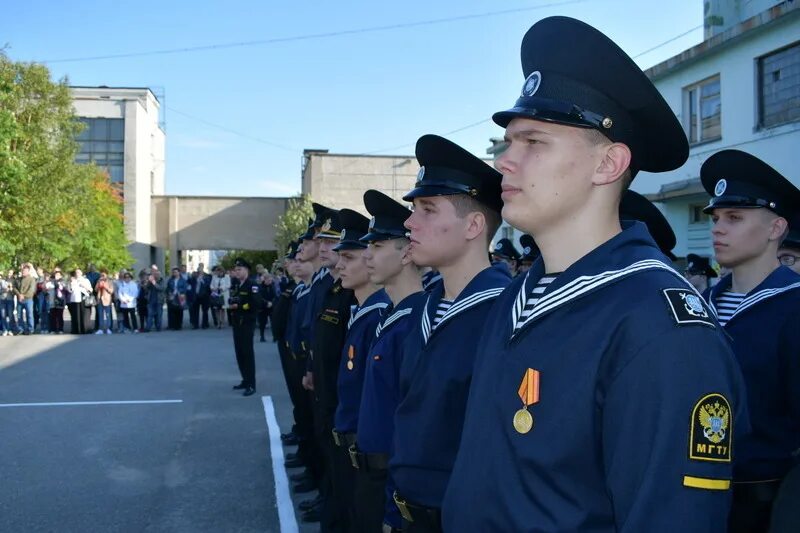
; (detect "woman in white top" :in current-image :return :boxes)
[116,271,139,333]
[210,265,231,329]
[67,269,93,334]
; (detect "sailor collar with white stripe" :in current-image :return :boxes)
[708,266,800,325]
[509,221,707,339]
[311,267,330,287]
[374,292,423,338]
[347,289,390,329]
[421,265,511,344]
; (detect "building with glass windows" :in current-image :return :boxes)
[71,86,166,271]
[637,0,800,262]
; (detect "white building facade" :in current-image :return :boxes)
[637,1,800,261]
[71,86,166,271]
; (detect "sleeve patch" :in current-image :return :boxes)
[252,285,259,293]
[689,393,732,463]
[663,289,715,328]
[682,475,730,490]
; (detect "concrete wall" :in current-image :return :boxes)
[151,196,291,263]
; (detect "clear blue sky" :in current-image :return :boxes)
[5,0,704,197]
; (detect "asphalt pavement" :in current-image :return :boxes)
[0,320,317,533]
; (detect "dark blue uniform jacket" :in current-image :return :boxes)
[390,266,511,508]
[706,266,800,481]
[443,222,748,533]
[334,289,390,433]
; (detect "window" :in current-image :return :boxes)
[501,226,515,240]
[76,118,124,183]
[689,204,709,224]
[758,42,800,129]
[684,76,721,144]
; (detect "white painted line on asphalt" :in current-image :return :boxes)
[262,395,299,533]
[0,400,184,408]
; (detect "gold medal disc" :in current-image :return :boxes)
[513,408,534,434]
[347,360,354,370]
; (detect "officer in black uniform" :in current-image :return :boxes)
[272,242,299,441]
[229,257,262,397]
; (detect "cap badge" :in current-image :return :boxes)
[369,217,376,231]
[417,166,425,181]
[714,179,727,197]
[321,218,332,232]
[340,229,346,242]
[524,246,532,255]
[521,71,542,97]
[496,243,503,250]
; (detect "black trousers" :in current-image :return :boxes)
[49,307,64,333]
[354,466,389,532]
[68,302,87,334]
[120,308,138,331]
[232,316,256,387]
[257,308,269,339]
[167,304,184,330]
[190,298,210,328]
[137,303,148,330]
[330,442,357,531]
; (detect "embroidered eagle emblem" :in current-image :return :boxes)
[699,401,729,444]
[321,218,332,233]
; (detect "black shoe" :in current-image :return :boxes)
[280,431,296,442]
[290,471,310,483]
[282,434,300,446]
[242,386,256,397]
[301,507,321,523]
[284,457,304,468]
[232,383,246,390]
[299,494,323,511]
[293,479,317,494]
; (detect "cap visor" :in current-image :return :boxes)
[402,185,469,202]
[333,241,368,251]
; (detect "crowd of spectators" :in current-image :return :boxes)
[0,261,287,339]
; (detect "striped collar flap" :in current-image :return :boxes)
[709,266,800,324]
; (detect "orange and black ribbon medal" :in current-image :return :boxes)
[346,345,355,370]
[513,368,540,434]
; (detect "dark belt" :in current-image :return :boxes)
[732,479,782,502]
[331,429,356,448]
[348,445,389,471]
[393,491,441,528]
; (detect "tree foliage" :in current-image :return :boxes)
[218,250,278,272]
[0,52,131,271]
[273,195,313,257]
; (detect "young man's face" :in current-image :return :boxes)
[778,246,800,275]
[364,239,408,285]
[295,260,314,281]
[172,269,180,278]
[405,196,471,268]
[233,265,248,281]
[496,118,608,234]
[317,238,340,269]
[336,249,371,290]
[297,239,320,262]
[711,208,784,268]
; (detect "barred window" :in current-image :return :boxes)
[759,42,800,129]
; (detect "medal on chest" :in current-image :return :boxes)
[346,345,355,370]
[513,368,540,434]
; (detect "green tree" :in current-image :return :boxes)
[218,250,278,272]
[273,195,313,257]
[0,52,131,271]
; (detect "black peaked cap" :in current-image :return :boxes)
[493,16,688,174]
[701,150,800,220]
[403,134,503,213]
[686,254,717,278]
[334,209,370,251]
[519,234,540,263]
[620,190,676,260]
[361,190,411,242]
[493,238,521,261]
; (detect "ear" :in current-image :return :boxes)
[768,215,789,242]
[400,243,414,266]
[463,211,487,243]
[591,142,632,186]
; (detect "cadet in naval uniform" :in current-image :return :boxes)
[331,209,390,529]
[491,238,521,276]
[228,258,262,397]
[443,17,747,532]
[390,134,510,533]
[516,234,539,275]
[684,254,718,293]
[352,190,425,533]
[273,242,300,441]
[699,150,800,533]
[777,226,800,275]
